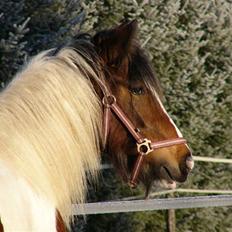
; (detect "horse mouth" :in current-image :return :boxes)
[160,166,176,187]
[163,166,175,181]
[160,165,188,184]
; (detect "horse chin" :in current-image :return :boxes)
[159,179,177,189]
[141,166,178,197]
[144,179,177,198]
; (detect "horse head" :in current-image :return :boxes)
[0,20,195,231]
[91,20,194,194]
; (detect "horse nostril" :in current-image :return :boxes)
[186,156,194,170]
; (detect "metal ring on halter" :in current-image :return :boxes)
[136,138,153,155]
[102,95,116,107]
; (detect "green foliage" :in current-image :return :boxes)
[1,0,232,231]
[0,0,29,86]
[0,0,87,85]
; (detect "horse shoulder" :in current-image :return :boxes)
[0,161,57,232]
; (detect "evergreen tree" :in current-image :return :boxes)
[0,1,29,86]
[0,0,88,86]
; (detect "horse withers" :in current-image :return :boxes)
[0,20,193,231]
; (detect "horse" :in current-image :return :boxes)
[0,20,194,231]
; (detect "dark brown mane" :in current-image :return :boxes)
[70,34,104,78]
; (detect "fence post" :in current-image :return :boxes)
[166,193,176,232]
[167,209,176,232]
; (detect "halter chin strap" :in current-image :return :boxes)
[102,94,187,188]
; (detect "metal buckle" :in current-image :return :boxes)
[102,95,116,107]
[137,139,153,155]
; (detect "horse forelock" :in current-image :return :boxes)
[0,46,103,227]
[128,46,163,100]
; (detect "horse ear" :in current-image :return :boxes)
[92,20,138,66]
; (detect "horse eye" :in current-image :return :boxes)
[129,87,145,95]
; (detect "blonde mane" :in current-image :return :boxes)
[0,48,103,225]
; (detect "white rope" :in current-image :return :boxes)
[174,189,232,194]
[122,188,232,200]
[193,156,232,163]
[72,195,232,215]
[101,156,232,170]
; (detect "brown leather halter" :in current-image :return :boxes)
[102,93,187,188]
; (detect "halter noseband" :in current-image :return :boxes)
[102,93,186,188]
